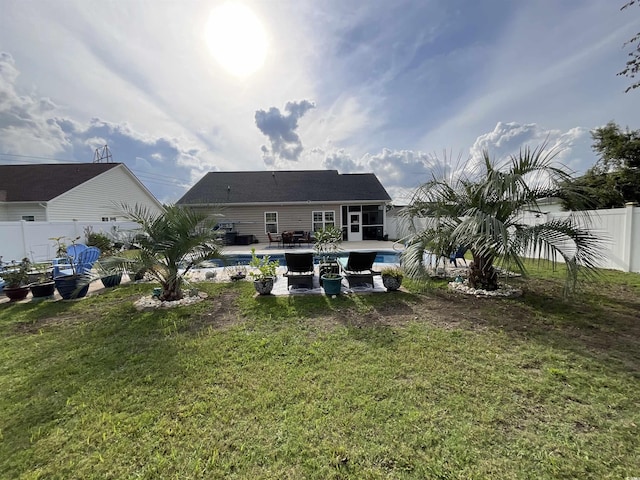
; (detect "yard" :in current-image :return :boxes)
[1,265,638,479]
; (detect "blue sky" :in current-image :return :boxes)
[0,0,638,203]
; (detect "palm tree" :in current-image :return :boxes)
[401,144,603,295]
[123,204,224,301]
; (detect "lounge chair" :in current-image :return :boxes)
[283,252,315,289]
[267,232,282,248]
[54,246,101,277]
[337,251,379,288]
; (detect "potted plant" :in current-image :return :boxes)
[29,262,55,299]
[52,237,92,300]
[381,266,404,291]
[313,226,343,286]
[248,248,279,295]
[320,271,343,296]
[94,256,128,288]
[3,258,32,301]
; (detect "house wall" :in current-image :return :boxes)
[0,203,47,221]
[190,202,387,244]
[190,204,343,244]
[47,165,163,221]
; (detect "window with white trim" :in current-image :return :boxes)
[312,210,335,231]
[21,215,35,222]
[265,212,278,233]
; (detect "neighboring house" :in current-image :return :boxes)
[0,163,164,222]
[176,170,392,243]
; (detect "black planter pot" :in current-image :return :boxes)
[54,275,90,300]
[30,281,56,298]
[4,285,30,302]
[382,275,402,291]
[100,273,123,288]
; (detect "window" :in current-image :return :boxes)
[102,217,117,222]
[21,215,35,222]
[312,210,335,231]
[265,212,278,233]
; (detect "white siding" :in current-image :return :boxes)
[47,165,163,221]
[1,203,47,221]
[190,202,387,244]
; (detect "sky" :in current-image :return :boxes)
[0,0,638,204]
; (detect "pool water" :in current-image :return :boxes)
[200,250,401,268]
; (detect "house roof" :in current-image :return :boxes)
[177,170,392,205]
[0,163,121,202]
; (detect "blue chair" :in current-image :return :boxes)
[54,246,101,277]
[449,246,468,267]
[67,243,88,260]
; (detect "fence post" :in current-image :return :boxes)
[623,202,636,272]
[19,220,28,259]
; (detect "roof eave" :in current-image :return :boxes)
[181,199,391,207]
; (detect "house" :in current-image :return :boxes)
[176,170,392,244]
[0,163,163,222]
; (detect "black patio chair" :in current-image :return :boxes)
[337,251,379,288]
[283,252,315,289]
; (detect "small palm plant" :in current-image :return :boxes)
[120,204,225,301]
[401,143,603,295]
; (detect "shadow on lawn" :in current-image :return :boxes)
[457,277,640,378]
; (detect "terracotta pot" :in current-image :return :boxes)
[4,285,30,302]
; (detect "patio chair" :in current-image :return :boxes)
[66,243,88,260]
[449,246,468,267]
[337,251,379,288]
[283,252,315,290]
[267,232,282,248]
[54,246,101,277]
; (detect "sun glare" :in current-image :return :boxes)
[205,2,268,78]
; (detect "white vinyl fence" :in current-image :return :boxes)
[386,202,640,273]
[0,220,141,264]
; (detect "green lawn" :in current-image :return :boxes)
[1,267,639,479]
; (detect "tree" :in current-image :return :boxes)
[401,144,603,295]
[561,122,640,209]
[590,121,640,172]
[618,1,640,92]
[122,204,224,301]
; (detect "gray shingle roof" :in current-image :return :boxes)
[176,170,392,204]
[0,163,120,202]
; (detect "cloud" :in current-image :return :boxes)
[255,99,315,165]
[0,52,70,155]
[0,52,206,203]
[318,146,457,204]
[312,122,595,204]
[469,122,593,174]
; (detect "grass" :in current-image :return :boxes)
[0,265,639,479]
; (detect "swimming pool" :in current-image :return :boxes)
[199,250,401,268]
